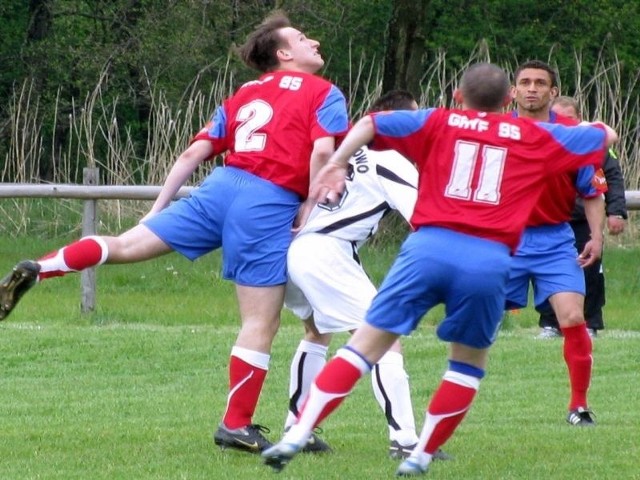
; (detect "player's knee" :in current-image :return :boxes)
[304,329,331,346]
[556,309,584,327]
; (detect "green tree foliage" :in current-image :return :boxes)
[421,0,640,86]
[0,2,31,98]
[1,0,640,184]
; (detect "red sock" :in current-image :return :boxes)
[222,355,268,429]
[423,377,478,455]
[560,323,592,409]
[310,356,364,426]
[38,236,107,280]
[294,349,370,434]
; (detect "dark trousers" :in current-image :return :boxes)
[538,221,605,330]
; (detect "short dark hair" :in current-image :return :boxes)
[552,95,581,118]
[237,11,291,73]
[368,90,417,113]
[460,63,510,111]
[513,60,558,88]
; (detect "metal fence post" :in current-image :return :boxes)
[81,167,99,313]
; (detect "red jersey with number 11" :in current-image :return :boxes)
[370,108,606,252]
[193,71,349,198]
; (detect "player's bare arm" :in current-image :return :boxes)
[141,139,214,222]
[291,198,316,234]
[578,195,605,268]
[291,136,339,232]
[309,115,375,204]
[582,121,618,146]
[308,136,336,182]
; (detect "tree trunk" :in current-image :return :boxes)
[25,0,53,180]
[27,0,52,42]
[383,0,429,98]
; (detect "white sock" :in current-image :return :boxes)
[38,235,109,274]
[283,348,370,447]
[285,340,328,429]
[230,345,270,369]
[372,351,418,445]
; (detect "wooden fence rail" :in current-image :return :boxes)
[1,169,639,314]
[2,184,639,206]
[0,183,195,200]
[1,168,194,313]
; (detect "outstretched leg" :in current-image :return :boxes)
[0,224,171,320]
[262,323,398,471]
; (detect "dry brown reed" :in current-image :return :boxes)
[2,52,639,239]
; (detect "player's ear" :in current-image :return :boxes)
[501,94,512,107]
[453,89,464,106]
[277,48,292,62]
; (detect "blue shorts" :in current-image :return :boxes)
[365,227,511,349]
[505,223,584,312]
[144,167,300,286]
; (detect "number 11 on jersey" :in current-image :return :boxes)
[445,140,506,204]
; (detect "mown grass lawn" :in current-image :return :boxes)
[0,235,638,479]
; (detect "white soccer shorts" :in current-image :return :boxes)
[284,233,377,333]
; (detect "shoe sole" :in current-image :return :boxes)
[263,453,293,472]
[213,430,272,454]
[262,444,300,472]
[301,433,332,453]
[396,460,428,477]
[0,262,39,321]
[214,436,264,454]
[432,449,454,461]
[390,447,452,461]
[567,420,596,427]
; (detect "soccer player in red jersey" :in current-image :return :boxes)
[506,60,606,426]
[0,11,349,453]
[261,62,617,476]
[282,91,452,460]
[538,96,627,337]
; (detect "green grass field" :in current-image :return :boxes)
[1,235,639,479]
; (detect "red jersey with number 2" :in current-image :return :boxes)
[193,71,349,198]
[369,108,607,252]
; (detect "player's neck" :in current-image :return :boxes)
[517,107,550,122]
[274,64,321,75]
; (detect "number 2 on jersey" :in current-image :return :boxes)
[235,100,273,152]
[445,140,506,204]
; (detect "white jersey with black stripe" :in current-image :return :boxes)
[298,146,418,245]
